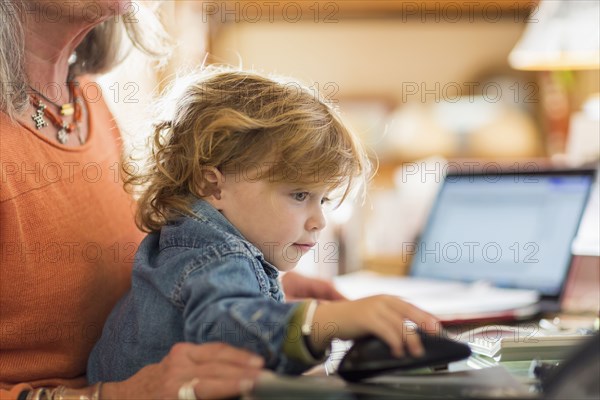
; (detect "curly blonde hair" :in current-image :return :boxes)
[126,69,371,232]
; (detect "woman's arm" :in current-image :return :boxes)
[4,343,263,400]
[102,342,263,399]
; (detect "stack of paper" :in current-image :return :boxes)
[469,334,588,361]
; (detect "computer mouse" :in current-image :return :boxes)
[337,330,472,382]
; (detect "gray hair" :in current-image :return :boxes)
[0,1,171,119]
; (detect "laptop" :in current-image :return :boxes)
[335,168,596,321]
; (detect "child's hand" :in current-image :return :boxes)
[310,295,440,358]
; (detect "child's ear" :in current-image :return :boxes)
[197,167,223,201]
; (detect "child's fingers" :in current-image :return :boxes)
[390,299,441,333]
[374,303,408,356]
[381,301,425,357]
[374,301,426,358]
[392,301,442,357]
[369,320,423,359]
[360,304,404,357]
[402,327,425,357]
[368,296,435,358]
[366,316,406,357]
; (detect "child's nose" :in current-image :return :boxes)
[307,207,327,231]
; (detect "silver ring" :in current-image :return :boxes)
[178,378,199,400]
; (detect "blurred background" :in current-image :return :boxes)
[99,0,600,288]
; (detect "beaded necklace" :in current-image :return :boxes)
[29,81,85,144]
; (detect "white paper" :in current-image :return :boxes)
[334,271,540,317]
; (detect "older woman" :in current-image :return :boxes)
[0,1,343,399]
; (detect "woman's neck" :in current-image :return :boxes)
[24,19,93,104]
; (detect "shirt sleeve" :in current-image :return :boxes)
[282,301,329,364]
[179,252,318,375]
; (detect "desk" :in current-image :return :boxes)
[246,314,598,399]
[247,366,535,399]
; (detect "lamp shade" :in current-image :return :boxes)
[509,0,600,70]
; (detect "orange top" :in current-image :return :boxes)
[0,78,144,398]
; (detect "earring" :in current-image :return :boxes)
[68,52,78,66]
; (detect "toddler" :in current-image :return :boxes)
[88,69,439,382]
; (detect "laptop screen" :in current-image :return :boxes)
[410,170,596,297]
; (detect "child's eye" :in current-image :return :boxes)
[321,197,331,205]
[292,192,309,202]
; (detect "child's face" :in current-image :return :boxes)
[214,176,329,271]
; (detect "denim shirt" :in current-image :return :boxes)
[87,199,310,383]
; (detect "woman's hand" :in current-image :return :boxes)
[310,295,441,357]
[101,342,264,399]
[281,271,346,301]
